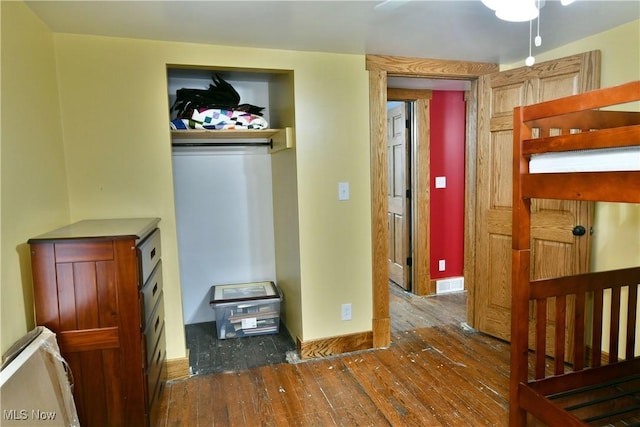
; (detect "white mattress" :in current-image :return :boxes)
[529,146,640,173]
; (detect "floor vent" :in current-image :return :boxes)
[436,277,464,294]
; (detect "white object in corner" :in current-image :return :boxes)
[0,327,79,426]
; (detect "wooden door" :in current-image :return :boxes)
[473,51,600,346]
[388,103,410,290]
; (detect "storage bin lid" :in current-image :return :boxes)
[210,281,280,304]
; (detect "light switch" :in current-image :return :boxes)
[338,182,350,200]
[435,176,447,189]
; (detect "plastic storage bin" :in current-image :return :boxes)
[209,281,282,339]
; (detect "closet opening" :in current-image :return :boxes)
[167,66,300,375]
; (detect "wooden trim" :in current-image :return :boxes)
[369,56,497,348]
[387,87,433,100]
[370,69,391,348]
[297,331,374,359]
[372,317,391,348]
[166,353,190,381]
[429,279,438,295]
[463,83,479,326]
[413,97,432,296]
[367,55,499,77]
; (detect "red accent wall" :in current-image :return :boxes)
[429,91,466,280]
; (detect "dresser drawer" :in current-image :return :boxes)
[147,361,166,427]
[146,325,166,408]
[138,228,161,285]
[143,293,165,366]
[140,262,163,330]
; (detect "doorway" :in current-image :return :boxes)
[368,55,499,348]
[387,79,469,298]
[386,81,470,342]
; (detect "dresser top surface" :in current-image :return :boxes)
[28,218,160,243]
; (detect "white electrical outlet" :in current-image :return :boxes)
[338,182,350,201]
[438,259,446,271]
[341,303,352,321]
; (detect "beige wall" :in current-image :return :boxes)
[1,2,70,353]
[50,34,372,359]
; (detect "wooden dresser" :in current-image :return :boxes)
[28,218,166,427]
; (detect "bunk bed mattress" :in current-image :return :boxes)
[529,146,640,173]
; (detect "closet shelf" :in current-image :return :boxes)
[171,127,295,153]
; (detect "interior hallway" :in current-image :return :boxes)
[158,285,511,426]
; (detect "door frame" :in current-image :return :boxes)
[367,55,499,348]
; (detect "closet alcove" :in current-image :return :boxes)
[167,66,300,372]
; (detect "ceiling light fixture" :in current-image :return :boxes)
[483,0,578,66]
[481,0,539,22]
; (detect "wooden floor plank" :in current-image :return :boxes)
[194,375,215,427]
[372,343,472,425]
[292,362,340,426]
[391,333,493,424]
[258,363,302,425]
[219,372,248,426]
[413,325,510,397]
[341,350,438,426]
[161,288,512,426]
[397,327,509,425]
[304,356,388,426]
[240,368,279,426]
[165,377,198,427]
[207,369,231,426]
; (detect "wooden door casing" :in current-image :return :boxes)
[474,51,600,350]
[367,56,499,348]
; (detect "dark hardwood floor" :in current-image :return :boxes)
[158,285,511,426]
[185,321,296,375]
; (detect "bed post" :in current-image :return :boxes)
[510,105,531,427]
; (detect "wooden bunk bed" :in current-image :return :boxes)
[510,81,640,426]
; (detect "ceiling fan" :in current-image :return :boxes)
[375,0,577,66]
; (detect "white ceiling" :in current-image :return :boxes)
[26,0,640,65]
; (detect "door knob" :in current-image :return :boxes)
[572,225,586,236]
